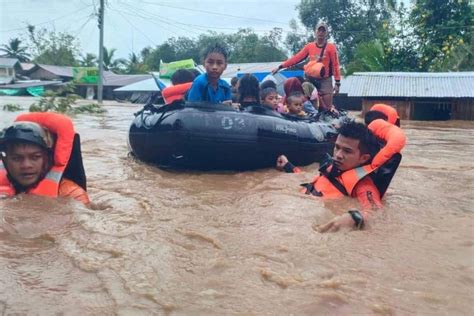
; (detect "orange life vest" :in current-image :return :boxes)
[304,119,406,198]
[0,112,75,198]
[162,82,193,104]
[371,104,399,126]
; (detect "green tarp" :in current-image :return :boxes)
[159,59,195,79]
[73,67,99,84]
[0,89,21,96]
[27,86,44,96]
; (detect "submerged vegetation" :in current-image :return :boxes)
[29,83,106,114]
[2,103,23,111]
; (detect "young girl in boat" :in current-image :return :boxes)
[187,44,232,104]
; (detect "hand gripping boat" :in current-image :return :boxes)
[128,101,341,171]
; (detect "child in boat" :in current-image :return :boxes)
[187,44,232,104]
[260,87,279,111]
[161,69,196,104]
[286,92,307,117]
[302,81,319,115]
[237,73,260,107]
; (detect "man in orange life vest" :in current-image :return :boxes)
[277,117,405,232]
[0,112,90,205]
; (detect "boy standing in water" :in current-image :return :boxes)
[187,44,232,104]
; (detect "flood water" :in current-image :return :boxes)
[1,97,473,315]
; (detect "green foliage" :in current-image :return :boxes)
[285,19,311,54]
[79,53,98,67]
[346,40,388,75]
[296,0,392,64]
[143,28,288,71]
[2,103,23,111]
[26,25,80,66]
[124,52,149,74]
[0,38,31,62]
[410,0,473,71]
[102,47,126,73]
[29,82,106,114]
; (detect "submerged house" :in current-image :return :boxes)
[344,72,474,120]
[0,57,20,85]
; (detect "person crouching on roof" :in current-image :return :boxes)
[0,112,90,205]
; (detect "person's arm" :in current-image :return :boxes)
[317,177,382,233]
[329,44,341,93]
[58,178,90,205]
[276,155,301,173]
[368,119,406,169]
[272,44,310,74]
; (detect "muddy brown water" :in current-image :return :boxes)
[1,97,473,315]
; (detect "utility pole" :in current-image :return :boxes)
[97,0,105,103]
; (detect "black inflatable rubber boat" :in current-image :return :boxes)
[128,102,341,170]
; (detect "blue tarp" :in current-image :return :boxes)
[237,70,304,82]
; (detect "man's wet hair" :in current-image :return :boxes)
[238,74,260,104]
[338,120,380,157]
[260,80,277,90]
[260,87,277,100]
[201,43,228,62]
[286,91,304,105]
[364,110,388,125]
[171,69,195,85]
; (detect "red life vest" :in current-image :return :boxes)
[0,112,75,198]
[305,119,406,198]
[162,82,193,104]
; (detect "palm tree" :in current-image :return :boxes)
[0,38,31,62]
[102,47,126,73]
[345,41,389,75]
[79,53,97,67]
[125,52,148,74]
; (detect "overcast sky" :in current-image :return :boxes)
[0,0,302,59]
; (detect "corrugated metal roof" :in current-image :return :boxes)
[0,57,19,68]
[1,81,63,89]
[345,72,474,98]
[37,64,74,77]
[102,72,152,87]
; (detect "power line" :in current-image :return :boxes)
[115,2,201,36]
[0,5,94,33]
[126,0,290,26]
[117,1,295,35]
[111,8,160,46]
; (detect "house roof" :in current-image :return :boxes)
[0,80,63,89]
[0,57,19,68]
[344,72,474,98]
[35,64,75,78]
[20,62,36,71]
[102,72,152,87]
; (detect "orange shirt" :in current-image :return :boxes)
[58,178,90,205]
[281,42,341,81]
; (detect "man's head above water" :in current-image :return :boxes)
[333,120,379,172]
[0,122,54,189]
